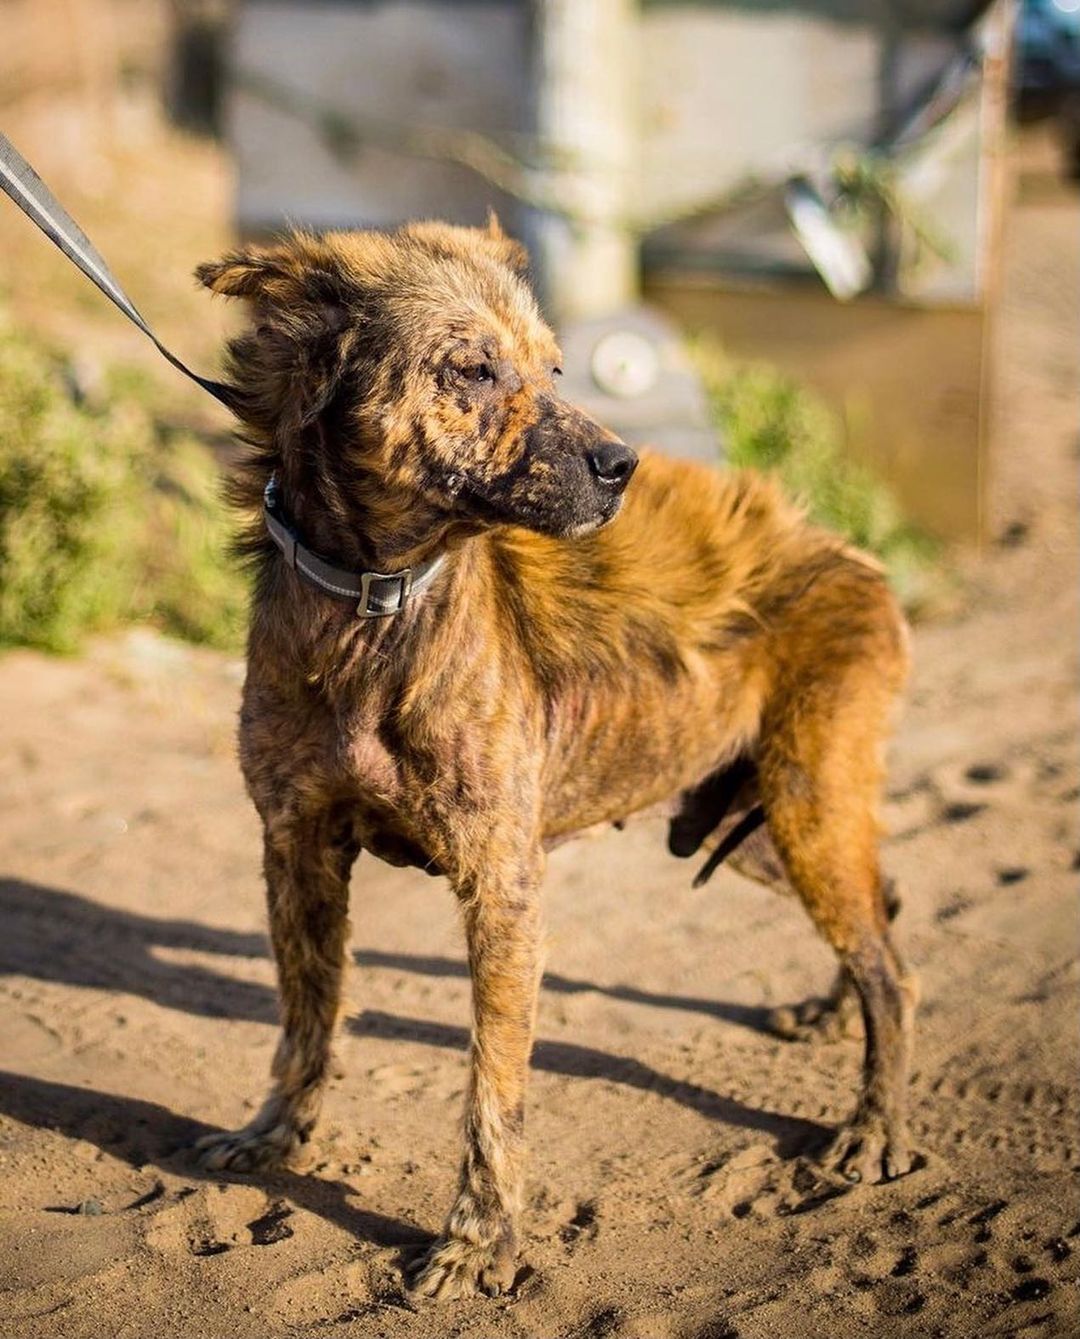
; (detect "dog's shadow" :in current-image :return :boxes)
[0,877,778,1034]
[0,1068,427,1250]
[351,1009,819,1145]
[355,946,776,1034]
[0,876,826,1190]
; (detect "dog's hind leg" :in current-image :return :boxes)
[679,766,895,1045]
[411,850,543,1301]
[197,804,357,1172]
[767,876,902,1043]
[757,610,916,1184]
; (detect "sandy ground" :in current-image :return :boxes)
[1,132,1078,1339]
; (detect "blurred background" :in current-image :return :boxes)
[0,0,1078,652]
[2,12,1078,1336]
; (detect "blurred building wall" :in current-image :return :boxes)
[229,1,532,237]
[226,1,994,302]
[223,0,1008,541]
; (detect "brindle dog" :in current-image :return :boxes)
[193,219,917,1301]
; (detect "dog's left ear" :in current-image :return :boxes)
[198,237,358,430]
[196,235,354,313]
[402,217,530,278]
[484,211,529,275]
[195,245,289,300]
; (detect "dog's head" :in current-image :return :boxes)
[198,219,636,547]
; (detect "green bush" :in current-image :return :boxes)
[0,319,245,653]
[696,344,944,614]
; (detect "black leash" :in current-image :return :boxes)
[0,130,236,411]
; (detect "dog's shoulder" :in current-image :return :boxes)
[492,451,815,603]
[481,451,849,689]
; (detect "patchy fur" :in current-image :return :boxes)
[193,219,916,1301]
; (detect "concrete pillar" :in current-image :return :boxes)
[529,0,639,322]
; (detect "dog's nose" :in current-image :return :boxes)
[587,440,638,489]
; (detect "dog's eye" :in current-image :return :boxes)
[553,366,563,377]
[461,363,495,384]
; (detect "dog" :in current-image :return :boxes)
[193,218,917,1301]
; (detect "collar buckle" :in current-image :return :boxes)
[358,567,413,618]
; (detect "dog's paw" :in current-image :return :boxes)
[769,991,859,1043]
[408,1234,517,1301]
[194,1122,307,1174]
[817,1111,913,1185]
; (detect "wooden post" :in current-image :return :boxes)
[872,4,903,292]
[529,0,639,323]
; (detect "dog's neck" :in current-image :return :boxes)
[267,462,490,626]
[274,471,451,576]
[267,420,446,575]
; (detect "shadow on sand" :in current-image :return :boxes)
[0,1069,428,1250]
[0,875,826,1157]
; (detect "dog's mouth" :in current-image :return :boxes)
[564,512,617,538]
[457,465,631,539]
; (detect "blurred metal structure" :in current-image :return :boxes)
[223,0,1013,536]
[643,1,1016,540]
[1014,0,1080,178]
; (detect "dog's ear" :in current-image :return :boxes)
[197,239,363,341]
[195,245,287,300]
[199,238,359,431]
[196,235,354,306]
[403,217,530,278]
[484,211,529,275]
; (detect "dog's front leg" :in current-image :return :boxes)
[197,805,357,1172]
[411,854,543,1301]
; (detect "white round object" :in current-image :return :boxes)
[590,329,660,399]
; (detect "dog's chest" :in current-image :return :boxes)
[346,746,444,875]
[343,724,481,878]
[347,729,399,797]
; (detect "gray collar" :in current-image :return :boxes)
[263,477,446,618]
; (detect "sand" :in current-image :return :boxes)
[0,131,1077,1339]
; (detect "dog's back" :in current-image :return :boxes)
[482,449,904,840]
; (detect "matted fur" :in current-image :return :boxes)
[193,219,916,1302]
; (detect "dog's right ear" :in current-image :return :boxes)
[198,238,361,430]
[484,211,529,275]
